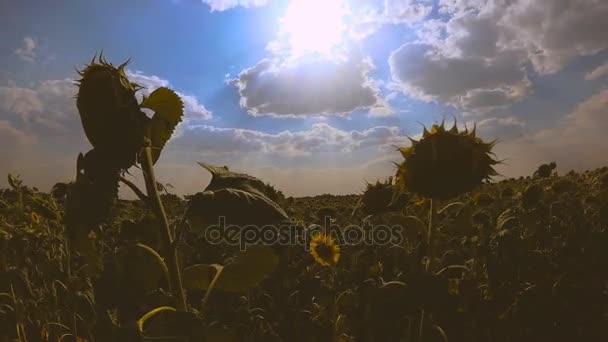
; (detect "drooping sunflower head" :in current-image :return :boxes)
[310,233,340,266]
[394,120,500,200]
[75,52,147,169]
[356,177,408,216]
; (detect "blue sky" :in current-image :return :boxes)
[1,0,608,196]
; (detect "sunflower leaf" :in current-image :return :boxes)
[182,247,278,293]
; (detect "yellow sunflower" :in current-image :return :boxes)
[447,278,461,295]
[310,233,340,266]
[31,211,41,224]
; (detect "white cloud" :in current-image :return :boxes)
[473,116,526,141]
[389,43,529,110]
[585,62,608,81]
[439,0,608,74]
[14,36,37,63]
[499,0,608,75]
[438,0,486,15]
[200,0,270,11]
[232,55,387,117]
[389,7,532,112]
[131,122,409,197]
[348,0,433,39]
[389,0,608,111]
[0,86,43,118]
[170,123,407,157]
[0,79,78,134]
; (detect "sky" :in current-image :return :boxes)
[1,0,608,197]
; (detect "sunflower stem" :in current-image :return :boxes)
[419,198,436,342]
[426,198,435,252]
[141,143,187,311]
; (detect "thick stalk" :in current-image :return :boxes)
[141,145,187,311]
[426,199,435,266]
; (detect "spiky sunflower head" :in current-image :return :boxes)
[310,233,340,266]
[75,52,147,170]
[394,121,500,200]
[357,177,408,216]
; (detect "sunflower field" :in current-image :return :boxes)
[0,56,607,342]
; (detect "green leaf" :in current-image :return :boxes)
[198,161,272,198]
[137,306,176,333]
[437,202,466,215]
[218,246,279,292]
[141,87,184,164]
[181,246,279,293]
[185,189,288,234]
[497,208,517,230]
[122,243,170,293]
[182,264,223,291]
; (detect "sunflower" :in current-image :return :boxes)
[310,233,340,266]
[75,53,148,170]
[31,211,41,224]
[447,278,461,295]
[394,120,500,200]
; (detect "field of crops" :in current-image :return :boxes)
[1,55,607,342]
[1,163,608,341]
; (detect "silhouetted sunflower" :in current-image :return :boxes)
[394,121,499,200]
[75,52,149,170]
[310,233,340,266]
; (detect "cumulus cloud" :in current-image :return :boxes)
[131,122,409,197]
[390,0,608,112]
[14,36,37,63]
[348,0,433,39]
[473,116,525,141]
[499,0,608,75]
[0,86,43,118]
[200,0,270,11]
[0,79,79,135]
[389,43,529,110]
[389,6,532,111]
[585,62,608,81]
[170,123,406,157]
[232,55,386,117]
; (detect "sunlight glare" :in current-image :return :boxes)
[280,0,348,57]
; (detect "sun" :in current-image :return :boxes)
[279,0,348,57]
